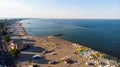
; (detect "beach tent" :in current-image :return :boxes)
[75,47,90,51]
[91,52,105,58]
[75,48,83,51]
[64,59,74,64]
[29,65,38,67]
[60,57,66,61]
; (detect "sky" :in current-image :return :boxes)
[0,0,120,19]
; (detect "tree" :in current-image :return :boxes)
[10,48,20,58]
[3,35,10,42]
[1,29,8,35]
[0,21,8,35]
[0,22,5,29]
[28,58,33,65]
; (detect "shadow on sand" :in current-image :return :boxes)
[18,53,49,64]
[32,56,50,64]
[17,45,49,64]
[21,39,36,43]
[21,45,45,53]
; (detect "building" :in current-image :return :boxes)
[9,42,18,50]
[0,33,14,67]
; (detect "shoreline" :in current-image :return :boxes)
[8,20,120,67]
[19,19,120,60]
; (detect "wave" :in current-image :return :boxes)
[25,25,90,29]
[60,24,92,29]
[62,25,86,28]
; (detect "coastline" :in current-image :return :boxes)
[8,20,120,67]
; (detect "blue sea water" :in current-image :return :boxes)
[20,19,120,59]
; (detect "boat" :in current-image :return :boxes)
[53,34,63,36]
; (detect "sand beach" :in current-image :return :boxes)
[7,21,119,67]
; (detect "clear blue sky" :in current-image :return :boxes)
[0,0,120,19]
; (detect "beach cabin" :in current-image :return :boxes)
[9,42,18,50]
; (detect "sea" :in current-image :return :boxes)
[20,19,120,59]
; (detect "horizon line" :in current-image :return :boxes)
[0,17,120,20]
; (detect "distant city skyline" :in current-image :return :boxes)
[0,0,120,19]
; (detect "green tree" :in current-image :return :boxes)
[10,49,20,58]
[1,29,7,35]
[28,58,33,65]
[0,22,4,29]
[3,35,10,42]
[0,21,8,35]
